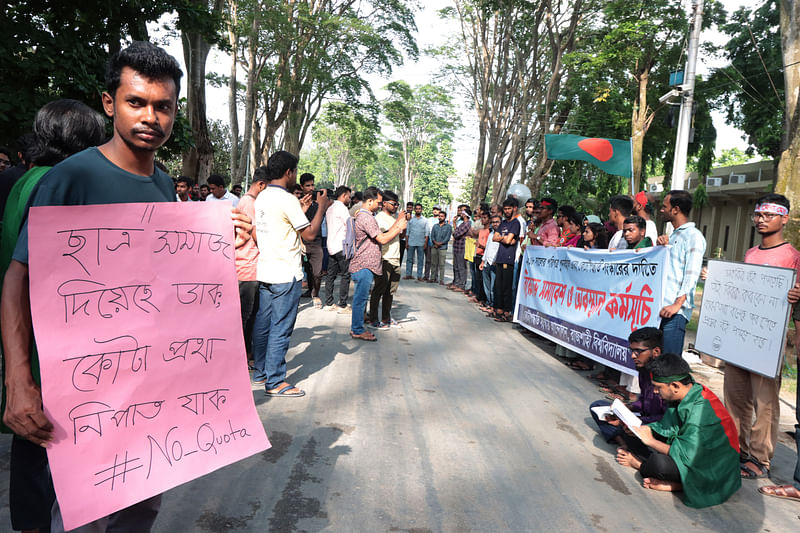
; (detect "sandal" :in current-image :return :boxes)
[741,459,769,479]
[350,331,377,342]
[758,484,800,501]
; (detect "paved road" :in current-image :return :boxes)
[1,279,798,532]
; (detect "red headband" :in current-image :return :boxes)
[540,200,553,207]
[635,191,647,206]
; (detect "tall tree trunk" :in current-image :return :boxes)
[776,0,800,248]
[236,6,260,183]
[227,0,240,182]
[630,66,651,194]
[180,0,223,184]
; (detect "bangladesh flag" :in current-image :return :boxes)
[545,134,632,178]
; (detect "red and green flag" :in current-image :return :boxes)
[545,134,632,178]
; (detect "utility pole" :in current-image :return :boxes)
[670,0,704,191]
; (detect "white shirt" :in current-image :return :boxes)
[484,230,501,265]
[609,229,628,250]
[205,189,239,208]
[326,200,351,256]
[645,219,658,245]
[254,185,310,283]
[376,210,400,262]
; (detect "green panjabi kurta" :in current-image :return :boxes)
[648,383,741,508]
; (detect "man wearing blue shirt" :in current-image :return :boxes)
[404,203,427,280]
[656,190,706,355]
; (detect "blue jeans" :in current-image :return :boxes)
[659,313,688,356]
[589,400,622,443]
[405,245,424,278]
[351,268,374,334]
[252,279,302,389]
[482,263,495,307]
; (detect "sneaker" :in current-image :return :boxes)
[337,305,352,314]
[322,305,338,311]
[387,318,402,329]
[368,321,389,330]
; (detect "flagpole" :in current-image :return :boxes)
[629,137,634,194]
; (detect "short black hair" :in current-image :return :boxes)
[525,198,539,207]
[463,206,472,217]
[253,166,269,184]
[649,353,693,385]
[266,150,298,180]
[0,146,10,159]
[106,41,183,100]
[352,191,364,202]
[176,176,192,188]
[292,183,303,193]
[382,190,399,203]
[623,214,646,230]
[334,185,351,199]
[363,186,382,201]
[628,327,663,350]
[755,193,790,211]
[29,99,106,167]
[299,172,315,185]
[558,205,576,218]
[502,197,518,208]
[406,201,414,207]
[232,184,242,191]
[479,202,490,213]
[200,183,209,191]
[666,190,692,216]
[609,195,634,217]
[207,174,226,187]
[414,202,423,209]
[565,212,583,228]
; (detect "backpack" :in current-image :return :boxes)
[342,216,358,260]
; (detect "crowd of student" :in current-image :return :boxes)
[253,178,800,508]
[1,40,800,533]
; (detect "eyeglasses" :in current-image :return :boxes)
[630,347,652,356]
[752,212,781,222]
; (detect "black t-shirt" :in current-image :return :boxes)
[13,147,175,264]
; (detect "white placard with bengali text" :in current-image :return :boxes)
[695,259,795,378]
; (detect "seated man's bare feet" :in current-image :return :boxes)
[616,448,642,470]
[643,478,683,492]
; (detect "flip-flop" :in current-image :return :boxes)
[266,383,305,397]
[758,484,800,501]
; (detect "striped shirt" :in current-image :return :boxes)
[662,222,706,321]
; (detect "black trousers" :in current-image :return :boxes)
[324,251,351,307]
[622,432,681,482]
[494,262,515,313]
[238,280,259,355]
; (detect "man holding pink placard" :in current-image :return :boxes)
[1,42,258,533]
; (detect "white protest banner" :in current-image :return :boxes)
[695,259,795,378]
[28,202,271,530]
[513,246,668,375]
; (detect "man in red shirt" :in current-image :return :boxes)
[722,193,800,480]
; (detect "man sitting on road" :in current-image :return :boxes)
[589,327,666,446]
[615,353,741,508]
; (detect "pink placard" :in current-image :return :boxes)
[28,202,271,530]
